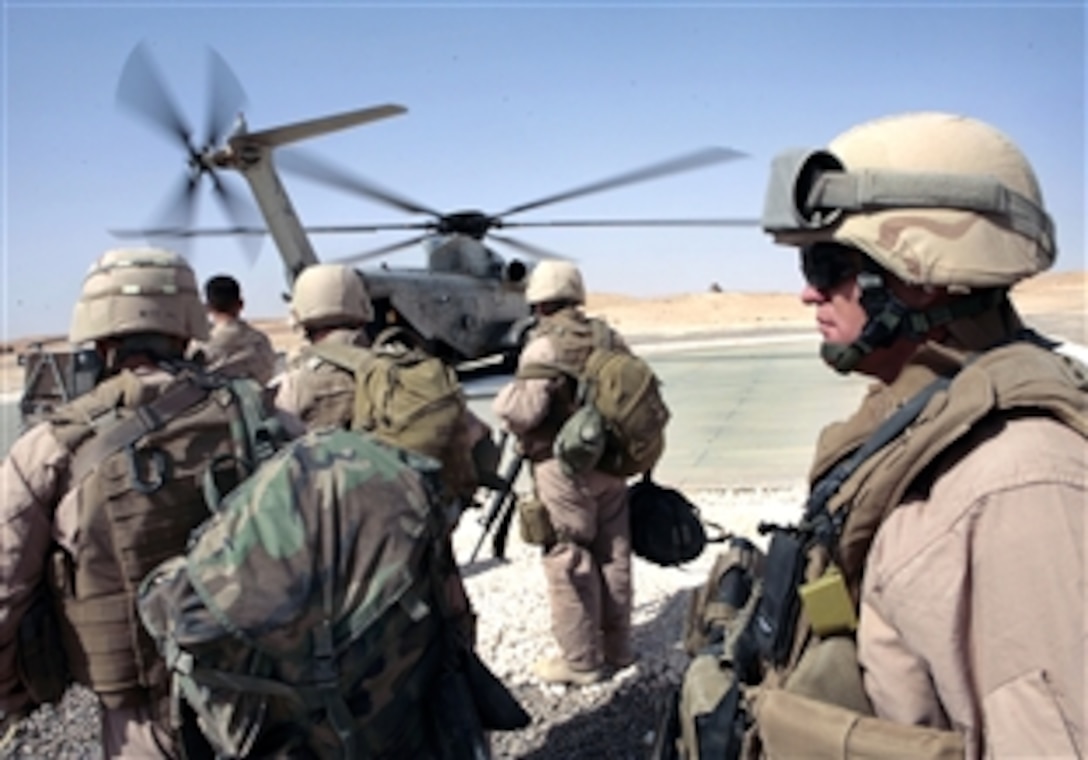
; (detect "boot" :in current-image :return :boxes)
[532,657,603,686]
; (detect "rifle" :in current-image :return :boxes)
[469,433,525,563]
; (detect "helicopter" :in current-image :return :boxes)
[111,44,761,368]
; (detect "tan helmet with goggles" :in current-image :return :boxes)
[762,111,1055,288]
[69,247,208,344]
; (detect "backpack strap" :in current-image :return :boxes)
[798,374,953,548]
[588,318,614,351]
[306,342,375,375]
[68,375,214,485]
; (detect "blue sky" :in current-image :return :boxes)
[2,1,1084,338]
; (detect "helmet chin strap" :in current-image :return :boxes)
[820,270,908,373]
[819,269,1004,374]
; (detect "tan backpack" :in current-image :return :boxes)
[306,329,477,499]
[522,317,670,478]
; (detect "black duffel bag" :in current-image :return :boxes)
[628,475,724,566]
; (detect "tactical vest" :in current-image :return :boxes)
[750,340,1088,757]
[516,309,620,461]
[292,330,368,430]
[46,369,242,710]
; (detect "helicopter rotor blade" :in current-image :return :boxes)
[489,233,571,261]
[499,217,762,230]
[496,147,747,220]
[331,234,432,266]
[203,46,247,148]
[111,221,437,239]
[276,148,442,217]
[209,174,264,264]
[116,42,194,148]
[139,172,201,258]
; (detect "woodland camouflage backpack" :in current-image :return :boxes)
[306,328,479,499]
[137,428,495,759]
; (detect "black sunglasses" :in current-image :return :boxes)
[800,243,861,291]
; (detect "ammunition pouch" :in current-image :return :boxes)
[684,537,764,657]
[752,530,807,667]
[678,657,749,760]
[517,494,557,548]
[16,584,71,706]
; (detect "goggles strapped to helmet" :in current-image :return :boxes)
[762,148,1055,257]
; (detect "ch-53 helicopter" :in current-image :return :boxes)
[111,44,760,366]
[18,44,757,427]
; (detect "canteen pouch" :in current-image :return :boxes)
[553,403,606,478]
[753,531,806,667]
[517,494,557,549]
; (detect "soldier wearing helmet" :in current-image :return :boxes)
[274,262,491,644]
[697,113,1086,759]
[189,274,278,385]
[272,263,377,427]
[0,248,288,757]
[493,260,636,686]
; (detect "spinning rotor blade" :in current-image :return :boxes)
[112,221,433,239]
[500,217,761,229]
[332,234,431,265]
[117,42,193,146]
[140,172,201,258]
[496,147,747,219]
[209,174,264,264]
[277,148,441,217]
[489,233,571,261]
[203,47,247,148]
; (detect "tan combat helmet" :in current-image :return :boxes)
[69,247,208,344]
[289,263,374,329]
[763,111,1056,289]
[525,260,586,306]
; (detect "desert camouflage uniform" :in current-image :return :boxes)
[493,315,633,673]
[192,316,278,385]
[273,327,367,429]
[850,349,1085,758]
[0,368,203,758]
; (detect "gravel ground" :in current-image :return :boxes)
[1,484,806,760]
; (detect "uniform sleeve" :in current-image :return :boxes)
[859,418,1085,758]
[0,424,69,713]
[857,597,950,729]
[253,330,279,387]
[492,336,557,435]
